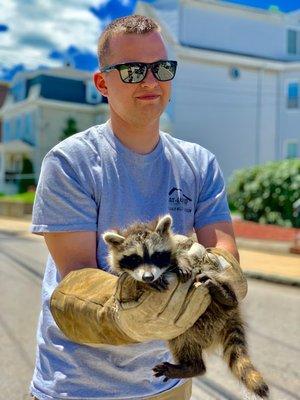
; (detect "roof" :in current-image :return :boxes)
[11,66,93,86]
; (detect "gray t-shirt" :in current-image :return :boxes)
[30,120,231,400]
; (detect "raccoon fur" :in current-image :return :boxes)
[103,215,269,399]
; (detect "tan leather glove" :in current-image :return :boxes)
[206,247,248,301]
[186,242,248,302]
[50,267,211,346]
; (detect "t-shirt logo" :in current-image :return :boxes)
[168,187,192,213]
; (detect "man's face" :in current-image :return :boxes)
[94,31,172,128]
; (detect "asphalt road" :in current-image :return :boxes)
[0,233,299,400]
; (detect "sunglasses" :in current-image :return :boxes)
[100,60,177,83]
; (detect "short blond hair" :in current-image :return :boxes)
[97,15,160,68]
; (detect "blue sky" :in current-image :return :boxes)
[1,0,300,82]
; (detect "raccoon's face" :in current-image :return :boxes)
[103,215,175,283]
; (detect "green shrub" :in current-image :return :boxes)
[227,159,300,228]
[0,191,35,204]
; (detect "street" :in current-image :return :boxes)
[0,233,299,400]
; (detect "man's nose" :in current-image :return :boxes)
[141,68,158,87]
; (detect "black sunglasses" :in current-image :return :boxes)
[100,60,177,83]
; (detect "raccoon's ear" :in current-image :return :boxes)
[103,232,125,247]
[155,214,173,236]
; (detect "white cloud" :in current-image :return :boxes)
[0,0,107,69]
[120,0,132,6]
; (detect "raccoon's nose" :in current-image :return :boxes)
[142,272,155,283]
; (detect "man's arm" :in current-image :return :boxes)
[44,231,98,278]
[195,221,239,262]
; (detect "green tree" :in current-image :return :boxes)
[60,118,78,141]
[18,157,35,193]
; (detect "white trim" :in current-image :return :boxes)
[0,97,108,118]
[181,0,285,22]
[174,42,300,72]
[175,44,280,71]
[37,99,108,113]
[0,140,34,153]
[11,67,94,86]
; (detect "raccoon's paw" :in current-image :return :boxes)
[149,275,169,292]
[194,272,214,284]
[153,361,205,380]
[195,273,238,307]
[176,258,193,282]
[153,362,177,381]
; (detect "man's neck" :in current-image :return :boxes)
[109,116,160,155]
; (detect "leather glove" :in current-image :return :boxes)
[185,242,248,302]
[50,267,211,346]
[207,247,247,301]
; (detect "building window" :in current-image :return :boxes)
[16,116,22,140]
[287,82,299,109]
[86,80,102,104]
[285,141,298,159]
[287,30,297,54]
[24,113,35,145]
[11,79,26,102]
[3,120,10,142]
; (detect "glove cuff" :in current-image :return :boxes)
[50,268,138,345]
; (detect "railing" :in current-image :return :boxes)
[4,172,36,183]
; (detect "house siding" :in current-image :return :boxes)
[173,60,263,178]
[179,2,299,62]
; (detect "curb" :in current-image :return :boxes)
[236,237,292,254]
[0,229,42,240]
[244,271,300,287]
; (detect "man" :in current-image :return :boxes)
[30,15,245,400]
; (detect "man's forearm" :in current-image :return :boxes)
[195,222,240,262]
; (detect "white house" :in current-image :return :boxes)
[0,67,109,194]
[136,0,300,179]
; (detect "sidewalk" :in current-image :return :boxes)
[1,215,299,286]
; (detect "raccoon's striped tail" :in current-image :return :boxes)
[222,321,269,398]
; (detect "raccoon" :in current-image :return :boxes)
[103,215,269,399]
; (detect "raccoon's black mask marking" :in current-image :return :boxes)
[119,250,172,270]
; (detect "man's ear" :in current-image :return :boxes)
[94,71,108,97]
[103,232,125,247]
[155,214,173,237]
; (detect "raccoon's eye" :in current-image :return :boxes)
[150,251,171,267]
[119,254,143,269]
